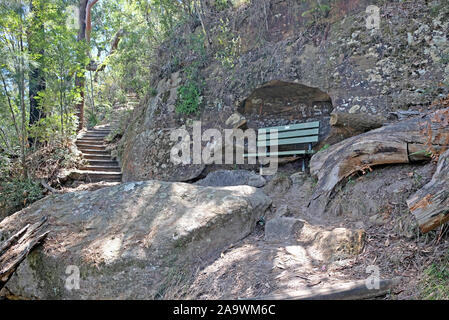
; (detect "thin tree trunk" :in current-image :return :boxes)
[59,78,64,135]
[0,73,21,140]
[85,0,99,43]
[75,0,88,131]
[89,70,95,114]
[195,0,211,47]
[19,25,28,178]
[0,126,11,151]
[75,0,99,131]
[28,0,46,134]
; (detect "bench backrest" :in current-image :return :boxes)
[257,121,320,148]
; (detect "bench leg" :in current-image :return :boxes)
[302,158,305,172]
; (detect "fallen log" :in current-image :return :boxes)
[330,112,387,132]
[0,217,48,291]
[250,278,402,300]
[407,149,449,233]
[319,112,388,148]
[309,108,449,214]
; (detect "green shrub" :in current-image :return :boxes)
[0,178,44,216]
[175,33,206,115]
[176,80,201,115]
[214,18,241,68]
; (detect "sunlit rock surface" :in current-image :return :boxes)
[0,181,271,299]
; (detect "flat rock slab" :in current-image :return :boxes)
[0,181,271,299]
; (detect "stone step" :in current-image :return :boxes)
[80,134,106,140]
[82,136,108,140]
[87,160,119,167]
[77,142,105,147]
[78,149,110,155]
[77,144,107,151]
[83,154,112,160]
[89,127,110,130]
[84,131,110,137]
[86,129,111,135]
[77,139,105,144]
[72,124,120,184]
[88,130,110,135]
[71,171,122,182]
[80,166,121,172]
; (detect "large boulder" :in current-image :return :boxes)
[0,181,271,299]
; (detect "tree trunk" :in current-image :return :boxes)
[407,149,449,233]
[28,0,46,132]
[75,74,85,131]
[75,0,99,131]
[309,109,449,214]
[19,27,28,178]
[29,50,46,126]
[195,0,211,47]
[75,0,88,131]
[85,0,99,43]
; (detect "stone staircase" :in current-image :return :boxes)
[74,126,122,183]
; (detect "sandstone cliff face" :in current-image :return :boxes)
[119,0,449,182]
[0,181,271,299]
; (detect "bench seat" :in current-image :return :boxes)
[243,121,320,170]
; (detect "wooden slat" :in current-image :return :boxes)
[259,121,320,134]
[258,136,319,147]
[258,128,319,141]
[244,150,314,157]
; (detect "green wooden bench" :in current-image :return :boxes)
[244,121,320,171]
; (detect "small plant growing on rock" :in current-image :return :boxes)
[318,144,331,152]
[176,80,202,115]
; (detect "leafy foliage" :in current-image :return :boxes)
[0,178,43,216]
[175,32,207,115]
[214,18,241,68]
[176,79,202,115]
[0,0,85,176]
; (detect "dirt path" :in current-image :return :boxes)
[185,163,449,299]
